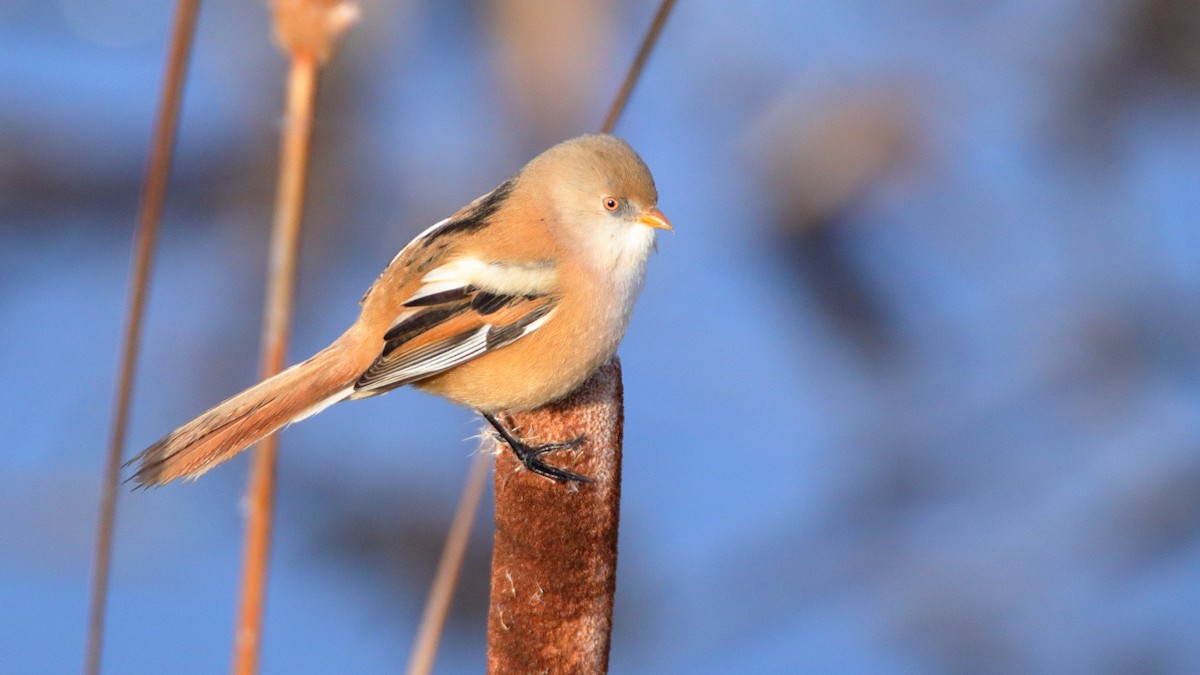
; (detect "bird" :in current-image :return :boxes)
[128,134,671,487]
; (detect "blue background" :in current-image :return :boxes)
[4,0,1200,672]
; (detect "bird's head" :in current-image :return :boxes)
[522,134,672,268]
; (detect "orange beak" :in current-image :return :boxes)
[638,207,673,231]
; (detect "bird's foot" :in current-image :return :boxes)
[483,413,591,483]
[506,434,591,483]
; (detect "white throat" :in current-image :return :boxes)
[577,217,658,334]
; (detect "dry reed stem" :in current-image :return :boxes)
[406,451,492,675]
[85,2,201,673]
[231,56,316,675]
[233,3,357,673]
[599,0,677,135]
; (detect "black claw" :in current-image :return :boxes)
[481,413,592,484]
[508,438,592,483]
[523,435,587,458]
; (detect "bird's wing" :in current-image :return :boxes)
[352,256,558,396]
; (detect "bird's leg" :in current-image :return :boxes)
[481,412,591,484]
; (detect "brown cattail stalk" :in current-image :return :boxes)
[487,357,625,673]
[232,3,357,674]
[85,2,201,673]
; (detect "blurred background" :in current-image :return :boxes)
[4,0,1200,672]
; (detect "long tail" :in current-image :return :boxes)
[129,333,370,487]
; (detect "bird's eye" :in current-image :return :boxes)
[603,197,620,212]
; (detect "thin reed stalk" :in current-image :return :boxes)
[406,451,492,675]
[232,3,358,673]
[85,2,201,673]
[600,0,677,135]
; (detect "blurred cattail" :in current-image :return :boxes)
[485,0,615,149]
[745,84,921,362]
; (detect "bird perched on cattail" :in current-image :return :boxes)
[129,134,671,487]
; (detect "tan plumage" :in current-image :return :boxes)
[130,134,670,486]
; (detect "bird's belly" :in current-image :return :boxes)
[413,297,622,413]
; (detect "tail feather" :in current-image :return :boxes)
[129,339,365,487]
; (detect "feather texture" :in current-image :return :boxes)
[128,330,373,486]
[354,287,558,396]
